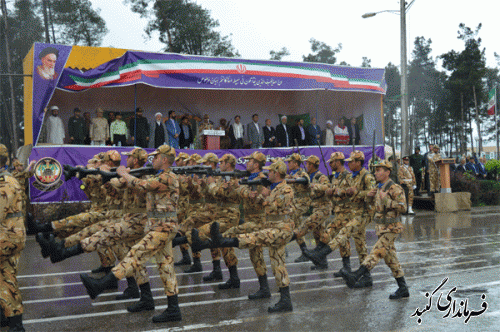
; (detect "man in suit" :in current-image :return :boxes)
[229,115,244,149]
[348,117,361,145]
[179,115,194,149]
[307,117,321,146]
[276,115,291,147]
[455,157,467,173]
[291,118,308,146]
[262,119,277,148]
[247,114,264,148]
[166,110,181,149]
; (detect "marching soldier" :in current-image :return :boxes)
[341,160,409,300]
[11,159,36,221]
[398,156,416,214]
[173,152,192,266]
[0,144,26,331]
[428,145,443,194]
[80,144,183,323]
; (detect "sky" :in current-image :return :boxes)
[91,0,499,70]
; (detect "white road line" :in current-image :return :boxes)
[91,290,216,306]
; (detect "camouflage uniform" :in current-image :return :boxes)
[428,147,442,193]
[175,153,191,257]
[0,153,25,319]
[112,145,180,297]
[11,161,34,216]
[398,161,416,207]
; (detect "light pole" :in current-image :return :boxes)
[363,1,414,157]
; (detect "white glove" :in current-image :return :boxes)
[412,185,417,189]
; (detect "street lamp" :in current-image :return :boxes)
[363,1,415,157]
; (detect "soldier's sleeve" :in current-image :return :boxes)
[311,174,329,195]
[358,173,376,200]
[387,184,407,213]
[397,167,404,184]
[0,183,11,221]
[132,173,170,192]
[110,177,128,190]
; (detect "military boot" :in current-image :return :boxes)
[91,265,114,274]
[36,232,53,258]
[116,277,140,300]
[80,272,119,299]
[303,241,331,269]
[7,314,24,332]
[218,265,240,289]
[184,257,202,273]
[127,282,155,312]
[203,260,223,281]
[248,275,271,300]
[352,269,373,288]
[50,238,84,263]
[389,276,410,300]
[172,235,188,248]
[29,219,53,235]
[294,243,309,262]
[0,308,7,327]
[210,222,239,248]
[333,256,351,277]
[152,295,182,323]
[268,286,293,313]
[174,249,191,266]
[191,228,213,252]
[341,265,369,289]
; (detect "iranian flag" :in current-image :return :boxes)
[488,87,496,116]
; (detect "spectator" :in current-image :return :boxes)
[348,117,360,145]
[106,111,116,145]
[291,118,308,146]
[83,111,91,145]
[217,118,231,149]
[150,112,167,148]
[129,107,150,148]
[247,113,264,148]
[474,155,487,179]
[455,157,467,173]
[179,115,194,149]
[196,114,214,149]
[45,106,65,145]
[110,112,128,146]
[334,118,349,145]
[166,110,181,149]
[422,143,433,195]
[307,116,321,145]
[68,108,86,144]
[90,108,109,146]
[322,120,334,145]
[229,115,244,149]
[409,147,424,196]
[275,115,291,147]
[262,118,276,148]
[465,156,478,176]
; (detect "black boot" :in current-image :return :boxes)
[127,282,155,312]
[303,242,331,269]
[80,272,119,299]
[389,276,410,299]
[333,256,351,277]
[30,220,53,235]
[210,222,239,248]
[50,241,84,263]
[218,265,240,289]
[91,265,115,274]
[352,269,373,288]
[152,294,182,323]
[341,265,369,289]
[172,236,188,248]
[294,243,309,262]
[116,277,140,300]
[268,286,293,313]
[36,232,53,258]
[174,249,191,266]
[203,260,223,281]
[248,275,271,300]
[184,257,202,273]
[7,314,24,332]
[191,228,213,252]
[0,308,7,327]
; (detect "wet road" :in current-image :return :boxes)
[15,207,500,331]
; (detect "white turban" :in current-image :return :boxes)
[326,120,333,125]
[155,112,163,118]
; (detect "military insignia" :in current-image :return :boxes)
[33,157,63,192]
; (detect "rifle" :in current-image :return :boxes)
[286,176,309,185]
[369,130,378,174]
[317,137,330,178]
[240,177,272,187]
[390,139,399,185]
[63,165,117,181]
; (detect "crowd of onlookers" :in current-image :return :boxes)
[40,106,365,149]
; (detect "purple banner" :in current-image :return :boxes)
[29,145,385,204]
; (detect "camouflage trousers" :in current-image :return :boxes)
[0,217,25,317]
[237,221,294,288]
[52,209,122,238]
[362,232,404,278]
[179,204,217,259]
[295,207,330,246]
[429,169,440,192]
[404,184,414,206]
[326,212,371,264]
[292,201,312,246]
[320,213,351,258]
[112,220,178,295]
[177,205,190,254]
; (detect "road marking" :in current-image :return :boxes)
[91,290,216,306]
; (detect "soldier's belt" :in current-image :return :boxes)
[244,210,265,217]
[266,214,290,222]
[124,208,147,214]
[147,211,178,219]
[294,192,310,198]
[6,212,23,219]
[205,200,218,205]
[335,198,350,205]
[219,202,240,209]
[374,216,401,224]
[190,199,205,205]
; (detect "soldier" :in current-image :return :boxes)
[198,159,295,313]
[291,155,332,270]
[428,145,443,194]
[284,153,311,263]
[341,160,409,300]
[11,159,36,220]
[80,145,182,323]
[0,144,26,331]
[304,150,376,287]
[398,156,416,214]
[173,152,192,266]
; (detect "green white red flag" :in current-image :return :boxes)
[488,87,496,116]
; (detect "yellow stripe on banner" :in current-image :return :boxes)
[23,45,35,145]
[64,45,128,70]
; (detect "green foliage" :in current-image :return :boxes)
[485,159,500,176]
[269,47,290,61]
[302,38,342,64]
[361,57,371,68]
[451,172,500,206]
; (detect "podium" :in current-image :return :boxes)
[201,130,225,150]
[436,158,456,193]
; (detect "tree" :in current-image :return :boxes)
[361,57,371,68]
[125,0,239,57]
[269,47,290,61]
[383,63,401,148]
[302,38,341,64]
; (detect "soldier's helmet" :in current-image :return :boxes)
[376,159,393,171]
[148,144,176,157]
[198,152,219,164]
[243,151,266,165]
[186,153,202,164]
[103,150,122,162]
[345,150,365,162]
[122,148,148,164]
[285,153,302,164]
[302,155,320,166]
[263,160,287,176]
[220,153,237,165]
[0,144,7,158]
[327,151,345,163]
[175,152,190,163]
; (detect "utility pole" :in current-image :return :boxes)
[400,0,409,157]
[1,0,19,152]
[42,0,50,43]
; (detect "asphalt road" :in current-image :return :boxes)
[14,207,500,331]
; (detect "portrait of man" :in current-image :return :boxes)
[37,47,59,80]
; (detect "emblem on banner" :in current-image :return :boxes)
[33,157,63,191]
[236,64,246,74]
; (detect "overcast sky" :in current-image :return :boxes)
[91,0,498,70]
